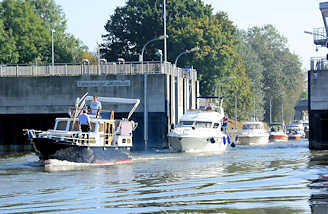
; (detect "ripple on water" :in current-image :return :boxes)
[0,140,317,213]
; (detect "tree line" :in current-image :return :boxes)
[0,0,87,65]
[101,0,305,123]
[1,0,305,123]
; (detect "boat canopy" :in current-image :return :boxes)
[84,96,140,120]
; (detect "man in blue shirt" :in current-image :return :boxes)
[90,96,102,118]
[78,109,91,132]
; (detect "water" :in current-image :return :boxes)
[0,140,327,213]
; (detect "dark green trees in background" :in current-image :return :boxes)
[101,0,253,120]
[0,0,87,64]
[237,25,304,123]
[0,0,305,122]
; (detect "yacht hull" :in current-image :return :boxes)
[269,134,288,142]
[168,135,228,152]
[32,138,131,164]
[238,135,269,145]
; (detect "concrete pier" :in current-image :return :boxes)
[0,62,198,152]
[309,58,328,149]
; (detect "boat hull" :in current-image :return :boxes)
[269,134,288,142]
[288,135,302,140]
[168,135,228,152]
[31,138,131,164]
[238,135,269,145]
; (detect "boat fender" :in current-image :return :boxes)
[210,137,215,144]
[230,142,236,147]
[227,136,231,144]
[223,136,226,145]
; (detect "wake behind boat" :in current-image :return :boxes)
[168,97,233,152]
[24,93,139,165]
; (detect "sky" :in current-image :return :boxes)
[55,0,326,70]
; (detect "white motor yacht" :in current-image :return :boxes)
[237,121,269,145]
[168,97,231,152]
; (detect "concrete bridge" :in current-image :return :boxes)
[0,62,199,153]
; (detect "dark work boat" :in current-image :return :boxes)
[24,93,139,165]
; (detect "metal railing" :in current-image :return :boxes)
[310,57,328,71]
[313,28,327,46]
[0,61,197,80]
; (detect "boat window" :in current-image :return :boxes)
[56,121,67,131]
[243,124,262,130]
[180,121,194,126]
[195,121,212,128]
[69,121,79,131]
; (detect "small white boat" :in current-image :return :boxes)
[287,122,304,140]
[168,97,232,152]
[269,122,288,142]
[237,121,269,145]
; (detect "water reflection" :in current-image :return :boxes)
[0,140,316,213]
[308,150,328,214]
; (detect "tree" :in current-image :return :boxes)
[240,25,304,122]
[0,0,88,64]
[101,0,253,119]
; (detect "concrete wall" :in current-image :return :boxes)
[0,73,198,151]
[309,70,328,149]
[0,75,166,114]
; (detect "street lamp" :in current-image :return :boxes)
[174,47,199,66]
[51,29,55,67]
[140,35,167,150]
[154,49,163,63]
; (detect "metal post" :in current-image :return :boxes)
[281,103,284,122]
[51,29,55,71]
[235,95,237,129]
[163,0,167,62]
[269,97,272,124]
[253,96,256,120]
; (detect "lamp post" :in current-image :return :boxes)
[155,49,163,63]
[51,29,55,68]
[141,35,167,150]
[174,47,199,66]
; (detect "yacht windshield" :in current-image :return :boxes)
[243,124,262,130]
[180,121,194,126]
[195,121,212,128]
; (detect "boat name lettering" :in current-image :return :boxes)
[77,80,130,87]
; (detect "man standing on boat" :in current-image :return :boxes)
[78,109,91,132]
[90,96,102,118]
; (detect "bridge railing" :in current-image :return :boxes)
[0,62,197,80]
[310,57,328,71]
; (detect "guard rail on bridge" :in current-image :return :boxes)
[0,61,197,80]
[310,57,328,71]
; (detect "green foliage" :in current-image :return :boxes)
[239,25,305,123]
[0,0,87,64]
[101,0,253,119]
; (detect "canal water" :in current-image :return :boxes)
[0,140,328,213]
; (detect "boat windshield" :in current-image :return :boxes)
[243,124,263,130]
[195,121,212,128]
[56,121,68,131]
[180,121,194,126]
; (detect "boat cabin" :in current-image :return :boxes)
[43,117,135,147]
